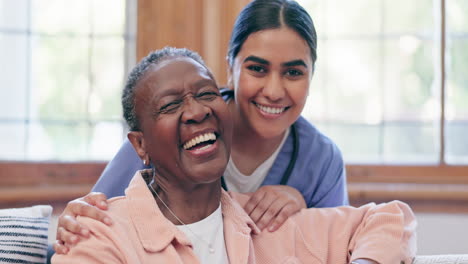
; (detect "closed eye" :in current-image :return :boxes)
[158,100,183,114]
[196,91,220,101]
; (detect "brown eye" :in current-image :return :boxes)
[247,65,267,73]
[285,69,303,77]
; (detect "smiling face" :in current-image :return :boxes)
[228,27,313,139]
[129,57,232,189]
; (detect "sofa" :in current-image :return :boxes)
[413,255,468,264]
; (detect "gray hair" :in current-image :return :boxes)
[122,47,208,131]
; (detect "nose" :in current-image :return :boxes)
[181,96,212,124]
[262,73,285,102]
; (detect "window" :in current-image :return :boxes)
[1,0,466,210]
[0,0,136,161]
[297,0,468,165]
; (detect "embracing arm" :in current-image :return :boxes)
[52,218,126,264]
[347,201,417,264]
[53,193,112,254]
[293,201,417,264]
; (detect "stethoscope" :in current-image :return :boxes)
[219,89,300,190]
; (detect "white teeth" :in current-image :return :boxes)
[183,132,216,150]
[256,103,286,114]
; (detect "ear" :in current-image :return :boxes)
[128,131,150,164]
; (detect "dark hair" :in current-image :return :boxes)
[122,47,208,131]
[227,0,317,68]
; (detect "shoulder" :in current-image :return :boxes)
[78,196,130,233]
[294,116,344,165]
[295,117,340,150]
[53,197,132,263]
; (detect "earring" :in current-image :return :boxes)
[143,159,148,166]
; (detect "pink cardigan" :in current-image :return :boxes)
[52,171,417,264]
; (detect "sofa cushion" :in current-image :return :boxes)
[0,205,52,264]
[413,254,468,264]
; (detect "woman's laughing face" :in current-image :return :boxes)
[130,57,233,188]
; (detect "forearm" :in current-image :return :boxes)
[349,201,417,264]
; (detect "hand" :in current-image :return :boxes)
[243,185,306,232]
[53,192,112,254]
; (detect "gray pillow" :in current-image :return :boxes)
[0,205,52,264]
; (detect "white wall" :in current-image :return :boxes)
[416,213,468,255]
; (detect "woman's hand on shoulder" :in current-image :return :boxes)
[243,185,306,232]
[53,192,113,254]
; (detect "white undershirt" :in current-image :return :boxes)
[176,204,229,264]
[224,128,290,193]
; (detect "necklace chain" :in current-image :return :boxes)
[148,178,215,254]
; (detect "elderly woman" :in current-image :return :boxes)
[52,47,416,264]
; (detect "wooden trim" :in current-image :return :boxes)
[0,185,94,204]
[0,162,105,209]
[349,182,468,201]
[137,0,250,85]
[347,165,468,184]
[0,162,105,186]
[2,162,468,213]
[347,165,468,213]
[137,0,204,61]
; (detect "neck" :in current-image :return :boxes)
[229,101,285,175]
[149,177,222,225]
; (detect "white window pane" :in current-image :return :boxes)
[0,123,26,160]
[384,0,434,34]
[90,38,125,120]
[303,55,326,121]
[27,122,90,161]
[446,0,468,165]
[447,0,468,32]
[383,123,438,163]
[0,0,29,30]
[324,40,381,123]
[31,0,91,34]
[325,0,382,37]
[92,0,126,35]
[88,122,124,160]
[320,123,381,163]
[0,0,134,161]
[446,122,468,164]
[384,40,436,121]
[26,122,55,160]
[299,0,439,164]
[0,34,28,119]
[446,40,468,121]
[31,36,90,120]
